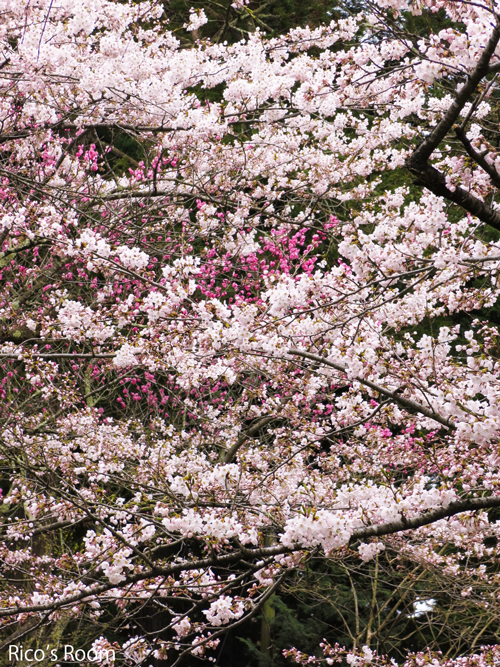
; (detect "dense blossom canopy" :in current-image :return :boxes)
[1,0,500,664]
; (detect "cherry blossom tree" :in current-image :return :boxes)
[1,0,500,664]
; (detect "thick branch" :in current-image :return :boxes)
[224,395,292,463]
[406,161,500,231]
[406,21,500,230]
[0,543,291,618]
[287,349,454,430]
[1,496,500,618]
[488,59,500,74]
[223,414,278,464]
[411,22,500,165]
[29,519,86,538]
[351,495,500,541]
[454,124,500,188]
